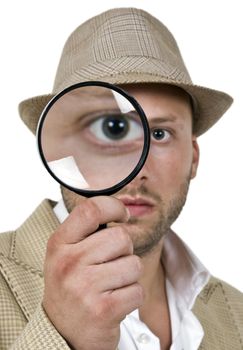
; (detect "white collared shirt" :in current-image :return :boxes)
[54,199,210,350]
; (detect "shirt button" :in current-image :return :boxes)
[137,333,150,344]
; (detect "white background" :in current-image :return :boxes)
[0,1,242,291]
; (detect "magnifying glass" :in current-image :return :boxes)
[37,81,150,197]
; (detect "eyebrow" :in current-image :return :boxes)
[148,114,181,123]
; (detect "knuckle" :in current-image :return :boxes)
[77,200,101,229]
[46,231,61,255]
[116,227,133,250]
[60,267,97,303]
[76,200,94,219]
[95,294,116,322]
[80,266,97,291]
[45,245,81,281]
[53,251,75,279]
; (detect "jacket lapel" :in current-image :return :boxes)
[0,200,59,320]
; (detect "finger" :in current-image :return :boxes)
[94,255,143,292]
[76,226,133,265]
[55,196,130,244]
[101,283,144,323]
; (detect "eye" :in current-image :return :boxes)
[151,128,171,142]
[89,114,143,143]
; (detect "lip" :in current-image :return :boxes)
[118,196,156,217]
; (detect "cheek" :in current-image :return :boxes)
[152,144,193,189]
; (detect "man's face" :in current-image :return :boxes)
[61,83,199,256]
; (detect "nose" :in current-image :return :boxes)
[129,149,158,187]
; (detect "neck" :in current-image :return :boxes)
[139,239,165,300]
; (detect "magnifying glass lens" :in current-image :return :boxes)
[37,82,149,196]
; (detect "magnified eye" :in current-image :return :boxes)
[89,114,143,142]
[151,128,171,142]
[102,116,129,140]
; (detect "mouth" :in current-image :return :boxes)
[117,196,156,217]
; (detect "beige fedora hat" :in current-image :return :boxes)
[19,7,233,136]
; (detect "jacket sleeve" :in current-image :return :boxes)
[10,304,71,350]
[0,273,119,350]
[0,272,70,350]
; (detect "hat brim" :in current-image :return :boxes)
[19,72,233,137]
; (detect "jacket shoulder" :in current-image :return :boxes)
[209,276,243,331]
[198,276,243,307]
[194,276,243,349]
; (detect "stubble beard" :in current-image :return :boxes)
[61,174,191,257]
[117,178,190,257]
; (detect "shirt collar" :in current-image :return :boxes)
[53,198,69,222]
[162,229,210,310]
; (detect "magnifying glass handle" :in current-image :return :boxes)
[98,223,107,231]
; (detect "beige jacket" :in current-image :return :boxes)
[0,200,242,349]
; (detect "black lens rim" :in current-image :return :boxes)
[37,81,150,197]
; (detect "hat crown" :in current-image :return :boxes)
[53,8,192,92]
[18,7,233,137]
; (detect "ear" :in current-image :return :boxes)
[191,136,200,179]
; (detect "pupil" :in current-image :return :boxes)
[152,129,165,140]
[102,116,129,140]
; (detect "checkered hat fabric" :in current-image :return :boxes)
[18,8,233,136]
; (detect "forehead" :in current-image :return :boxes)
[120,83,193,122]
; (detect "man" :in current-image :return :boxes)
[0,7,242,350]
